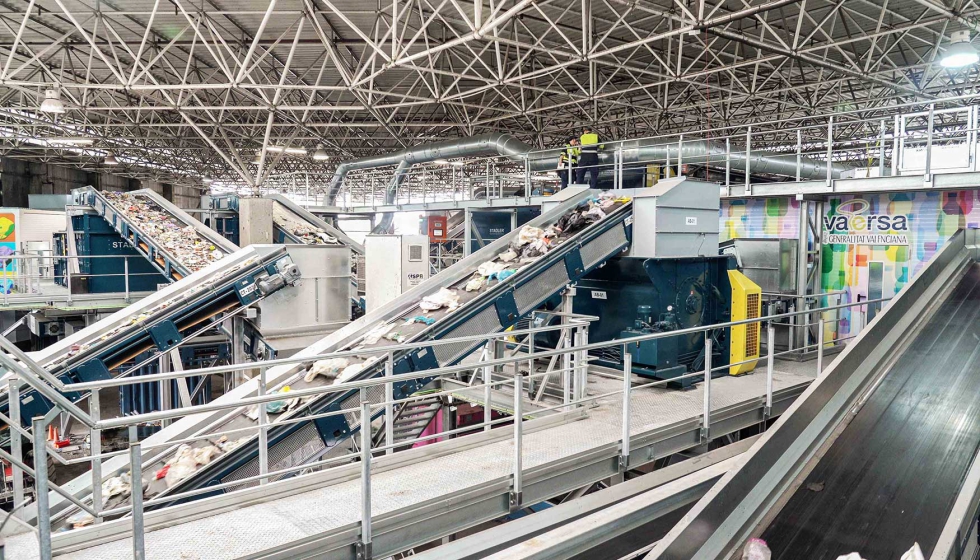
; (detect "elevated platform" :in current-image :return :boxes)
[2,364,812,559]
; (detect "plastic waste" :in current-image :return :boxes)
[164,444,221,488]
[585,205,607,221]
[516,225,545,246]
[465,275,486,292]
[304,357,350,383]
[420,287,460,311]
[478,260,509,277]
[406,315,436,325]
[384,331,406,343]
[490,269,516,283]
[362,323,395,345]
[265,386,294,414]
[901,543,924,560]
[740,538,771,560]
[498,249,519,262]
[835,554,866,560]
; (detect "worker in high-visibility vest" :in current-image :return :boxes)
[556,137,579,190]
[575,126,604,189]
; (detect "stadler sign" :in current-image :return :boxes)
[823,199,910,245]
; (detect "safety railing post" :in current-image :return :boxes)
[926,103,935,183]
[561,327,571,410]
[8,379,23,517]
[701,335,712,442]
[129,426,145,560]
[124,257,130,303]
[258,366,268,484]
[725,137,731,190]
[89,386,102,523]
[796,129,802,182]
[893,114,902,176]
[826,116,834,187]
[511,371,523,511]
[483,344,493,431]
[766,321,775,417]
[358,387,372,560]
[817,317,826,377]
[385,351,394,453]
[745,126,752,194]
[620,347,632,470]
[677,134,684,177]
[65,263,72,306]
[879,119,887,177]
[33,417,52,560]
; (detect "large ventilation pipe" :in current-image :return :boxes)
[327,133,847,209]
[326,132,532,205]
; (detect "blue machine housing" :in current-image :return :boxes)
[58,214,168,293]
[572,255,735,389]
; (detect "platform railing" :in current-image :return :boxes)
[322,103,980,208]
[4,294,889,559]
[0,253,166,308]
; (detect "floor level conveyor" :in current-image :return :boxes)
[651,229,980,560]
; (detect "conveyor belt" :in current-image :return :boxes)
[0,245,300,425]
[148,191,632,509]
[265,194,364,254]
[42,189,628,530]
[650,229,979,560]
[760,263,980,559]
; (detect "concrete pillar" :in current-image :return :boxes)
[238,198,273,246]
[0,158,31,208]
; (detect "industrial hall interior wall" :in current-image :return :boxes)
[0,157,201,210]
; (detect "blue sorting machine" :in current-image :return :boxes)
[55,213,168,293]
[121,343,229,416]
[567,255,735,389]
[469,208,540,254]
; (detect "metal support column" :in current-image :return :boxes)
[231,316,247,388]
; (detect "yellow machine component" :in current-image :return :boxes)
[728,270,762,375]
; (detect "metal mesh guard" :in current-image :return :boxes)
[580,224,628,269]
[432,306,502,366]
[221,422,325,492]
[514,262,571,314]
[342,383,386,430]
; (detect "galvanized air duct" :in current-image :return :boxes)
[328,133,846,211]
[326,132,532,205]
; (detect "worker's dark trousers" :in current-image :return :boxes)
[557,169,570,189]
[575,153,600,188]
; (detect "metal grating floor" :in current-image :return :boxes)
[4,365,812,560]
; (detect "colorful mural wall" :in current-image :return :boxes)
[822,190,980,337]
[721,190,980,338]
[721,198,800,241]
[0,213,15,294]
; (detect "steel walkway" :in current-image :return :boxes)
[2,365,812,559]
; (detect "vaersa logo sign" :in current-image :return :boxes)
[822,199,910,245]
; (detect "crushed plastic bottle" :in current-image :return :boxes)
[740,538,771,560]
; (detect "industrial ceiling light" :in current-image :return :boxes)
[941,30,979,68]
[252,152,263,164]
[450,160,466,166]
[39,89,65,114]
[103,152,119,165]
[267,146,308,155]
[48,136,94,146]
[433,159,450,165]
[313,146,329,161]
[203,177,213,184]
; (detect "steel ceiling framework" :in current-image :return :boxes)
[1,0,980,194]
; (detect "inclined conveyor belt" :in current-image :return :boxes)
[651,230,980,560]
[43,188,633,527]
[265,194,364,255]
[759,263,980,559]
[0,244,300,426]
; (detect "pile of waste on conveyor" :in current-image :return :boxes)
[738,538,926,560]
[59,192,629,529]
[103,192,225,272]
[272,202,339,245]
[295,190,631,388]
